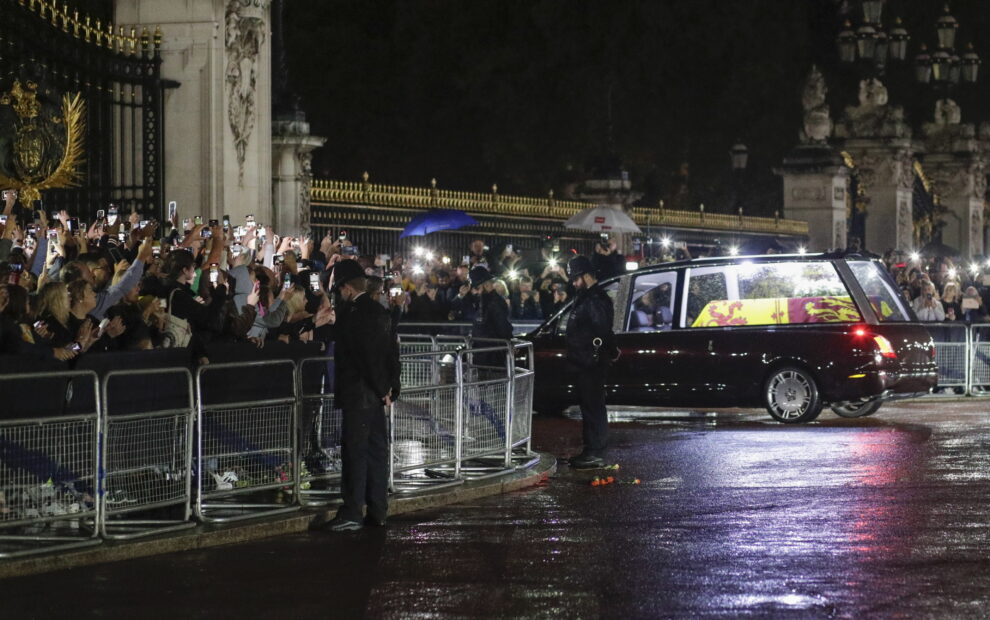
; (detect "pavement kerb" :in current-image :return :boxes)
[0,452,557,580]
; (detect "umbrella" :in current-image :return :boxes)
[399,209,479,239]
[564,205,641,234]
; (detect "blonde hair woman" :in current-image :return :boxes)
[493,278,511,310]
[912,281,945,322]
[34,281,74,347]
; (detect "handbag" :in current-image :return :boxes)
[162,288,192,348]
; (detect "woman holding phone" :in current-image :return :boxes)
[161,250,229,355]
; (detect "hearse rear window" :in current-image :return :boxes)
[846,261,909,321]
[684,261,861,328]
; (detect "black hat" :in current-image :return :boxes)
[567,256,594,280]
[469,265,494,288]
[331,259,365,291]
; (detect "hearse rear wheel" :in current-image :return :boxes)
[763,367,823,424]
[831,400,882,418]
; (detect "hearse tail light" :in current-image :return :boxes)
[873,335,897,359]
[853,327,867,337]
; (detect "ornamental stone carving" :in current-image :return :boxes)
[858,78,888,107]
[897,200,913,249]
[935,98,962,125]
[800,65,832,144]
[225,0,268,184]
[297,149,313,235]
[835,78,911,140]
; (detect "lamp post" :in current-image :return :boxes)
[836,0,910,75]
[913,4,980,108]
[730,142,748,214]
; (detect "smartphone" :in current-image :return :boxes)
[209,265,219,285]
[117,232,126,242]
[222,215,230,231]
[201,228,212,239]
[194,216,203,226]
[107,246,124,263]
[69,342,82,353]
[274,253,285,264]
[0,215,7,225]
[26,225,36,237]
[107,206,118,224]
[98,318,111,335]
[139,220,149,228]
[389,287,403,297]
[208,219,219,228]
[246,215,256,228]
[309,272,320,292]
[506,244,513,252]
[182,218,191,230]
[167,201,177,222]
[343,245,359,256]
[338,230,347,241]
[96,209,105,221]
[462,255,470,265]
[152,241,161,257]
[231,243,244,256]
[283,272,293,290]
[47,228,58,240]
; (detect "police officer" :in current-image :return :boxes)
[469,265,513,368]
[565,256,619,469]
[324,259,400,531]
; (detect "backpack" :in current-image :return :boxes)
[161,287,192,348]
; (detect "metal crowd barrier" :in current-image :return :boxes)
[923,322,990,398]
[194,360,300,523]
[0,371,102,558]
[0,340,538,557]
[100,368,196,539]
[296,357,342,506]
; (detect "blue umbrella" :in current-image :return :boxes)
[400,209,479,239]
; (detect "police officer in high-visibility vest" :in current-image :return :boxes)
[565,256,619,469]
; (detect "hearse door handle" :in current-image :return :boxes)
[707,340,713,352]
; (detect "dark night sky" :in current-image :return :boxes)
[283,1,990,217]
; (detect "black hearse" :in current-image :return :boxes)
[527,254,937,423]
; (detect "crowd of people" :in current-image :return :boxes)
[875,249,990,323]
[0,188,633,364]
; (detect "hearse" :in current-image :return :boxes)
[526,254,937,423]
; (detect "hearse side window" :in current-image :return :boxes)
[684,269,729,327]
[556,280,620,336]
[626,271,677,332]
[847,260,910,321]
[686,261,862,328]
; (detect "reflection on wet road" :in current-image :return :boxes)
[6,401,990,618]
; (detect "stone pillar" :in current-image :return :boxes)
[775,146,849,251]
[924,120,986,259]
[841,139,915,253]
[115,0,272,226]
[925,156,986,258]
[272,116,325,236]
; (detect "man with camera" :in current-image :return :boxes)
[324,259,400,532]
[566,255,619,469]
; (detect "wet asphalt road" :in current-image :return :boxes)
[5,400,990,619]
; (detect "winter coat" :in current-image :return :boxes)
[565,283,618,370]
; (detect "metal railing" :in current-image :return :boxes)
[0,341,537,558]
[0,371,102,558]
[100,368,196,539]
[925,322,990,398]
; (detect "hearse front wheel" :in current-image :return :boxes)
[831,400,882,418]
[763,367,823,424]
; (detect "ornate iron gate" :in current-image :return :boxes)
[0,0,166,221]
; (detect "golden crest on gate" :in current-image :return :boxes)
[0,80,86,205]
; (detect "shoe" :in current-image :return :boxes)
[212,471,238,491]
[364,515,387,527]
[324,516,362,532]
[569,454,606,470]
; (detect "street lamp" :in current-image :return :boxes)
[836,1,910,72]
[730,143,749,171]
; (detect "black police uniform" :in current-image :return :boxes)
[329,263,400,525]
[566,257,618,464]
